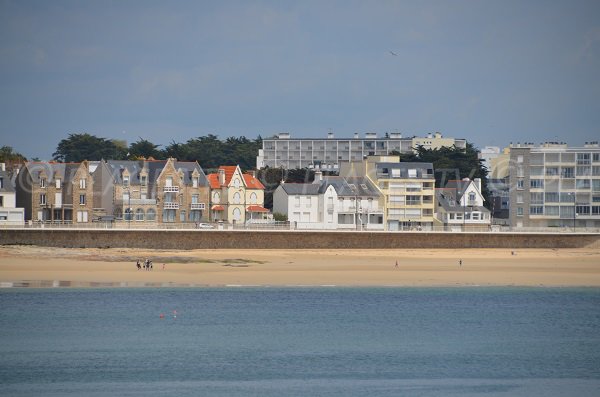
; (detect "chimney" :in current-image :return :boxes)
[218,168,225,185]
[354,132,359,139]
[248,170,256,178]
[313,170,323,183]
[474,178,482,192]
[327,132,334,139]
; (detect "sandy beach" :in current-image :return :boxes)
[0,245,599,288]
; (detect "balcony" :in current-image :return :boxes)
[130,199,157,205]
[190,203,205,210]
[163,186,179,192]
[163,202,179,209]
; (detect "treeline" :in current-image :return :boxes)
[51,133,262,171]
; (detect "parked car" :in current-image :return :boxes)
[196,222,215,229]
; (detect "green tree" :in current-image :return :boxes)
[0,146,27,171]
[129,138,165,159]
[53,133,127,162]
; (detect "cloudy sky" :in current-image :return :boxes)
[1,0,599,160]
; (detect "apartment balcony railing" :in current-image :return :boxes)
[190,203,205,210]
[163,202,179,209]
[130,199,157,205]
[163,186,179,192]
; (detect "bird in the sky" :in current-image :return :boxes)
[389,51,398,56]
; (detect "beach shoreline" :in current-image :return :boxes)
[1,245,599,288]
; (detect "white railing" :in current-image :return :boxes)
[163,186,179,192]
[190,203,205,210]
[163,202,179,209]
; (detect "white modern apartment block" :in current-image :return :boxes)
[257,131,466,170]
[273,172,384,230]
[508,142,600,228]
[0,163,25,224]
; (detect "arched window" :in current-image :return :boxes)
[233,178,240,188]
[212,191,220,203]
[233,192,241,204]
[124,208,133,221]
[146,208,156,221]
[469,192,476,202]
[135,208,145,221]
[232,207,241,221]
[250,192,257,204]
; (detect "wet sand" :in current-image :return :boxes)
[0,245,599,288]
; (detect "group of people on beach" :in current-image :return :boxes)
[136,259,153,271]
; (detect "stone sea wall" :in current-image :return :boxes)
[1,229,599,249]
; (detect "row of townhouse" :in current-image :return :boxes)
[273,156,490,231]
[13,158,267,225]
[0,163,25,224]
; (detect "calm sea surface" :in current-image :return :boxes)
[1,287,599,396]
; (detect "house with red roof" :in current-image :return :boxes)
[207,165,268,224]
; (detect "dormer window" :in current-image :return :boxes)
[55,179,61,189]
[140,176,147,186]
[123,176,129,187]
[79,178,86,189]
[192,177,198,188]
[165,176,173,187]
[40,177,46,188]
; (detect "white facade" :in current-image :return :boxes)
[0,164,25,224]
[273,176,384,230]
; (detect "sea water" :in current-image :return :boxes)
[0,288,599,396]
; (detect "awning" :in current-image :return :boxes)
[246,205,269,213]
[211,205,225,211]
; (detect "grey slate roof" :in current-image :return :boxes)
[319,176,381,198]
[105,160,208,186]
[376,162,434,179]
[436,189,490,214]
[279,183,320,195]
[24,162,81,184]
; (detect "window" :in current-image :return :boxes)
[517,207,523,216]
[391,168,401,178]
[180,210,186,222]
[577,153,591,165]
[76,211,88,223]
[593,166,600,176]
[192,194,199,204]
[233,178,241,188]
[233,192,241,204]
[40,194,46,205]
[592,206,600,215]
[165,177,173,187]
[408,169,417,178]
[55,179,61,189]
[80,178,86,189]
[576,179,590,189]
[468,192,476,202]
[561,167,574,178]
[576,205,590,215]
[212,191,220,203]
[530,192,544,203]
[472,212,480,220]
[576,166,591,176]
[517,155,523,163]
[545,193,559,202]
[560,192,575,202]
[530,179,544,189]
[146,208,156,221]
[140,176,147,186]
[406,195,420,205]
[545,167,559,176]
[545,206,559,216]
[516,193,524,204]
[135,208,145,221]
[79,194,86,205]
[162,209,176,222]
[192,177,198,188]
[517,180,524,190]
[250,192,257,204]
[232,207,241,221]
[530,206,543,215]
[40,177,46,188]
[0,196,3,207]
[593,153,600,162]
[295,196,300,207]
[593,180,600,192]
[517,166,524,177]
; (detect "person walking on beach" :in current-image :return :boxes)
[136,260,141,270]
[395,260,399,269]
[459,259,462,266]
[162,263,166,271]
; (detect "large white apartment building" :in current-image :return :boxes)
[508,142,600,228]
[257,131,466,170]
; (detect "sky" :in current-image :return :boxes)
[1,0,600,160]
